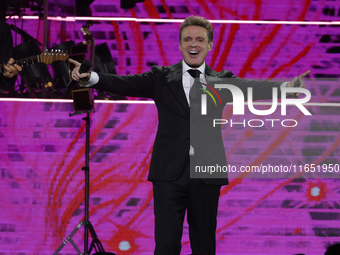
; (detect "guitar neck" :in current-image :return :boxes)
[16,55,41,66]
[0,55,37,74]
[1,51,68,73]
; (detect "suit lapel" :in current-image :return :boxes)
[166,61,190,115]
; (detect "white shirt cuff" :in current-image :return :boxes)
[79,71,99,87]
[281,81,289,88]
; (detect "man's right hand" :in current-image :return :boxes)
[69,58,91,82]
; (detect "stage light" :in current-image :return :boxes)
[76,0,95,16]
[120,0,145,9]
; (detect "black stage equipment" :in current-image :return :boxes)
[120,0,145,9]
[76,0,95,16]
[94,43,125,100]
[10,24,42,45]
[14,40,53,97]
[51,41,75,94]
[53,91,116,255]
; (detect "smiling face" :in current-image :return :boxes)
[179,25,213,68]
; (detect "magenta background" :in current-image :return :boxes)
[2,0,340,254]
[1,99,339,255]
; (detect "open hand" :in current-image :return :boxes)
[287,70,311,97]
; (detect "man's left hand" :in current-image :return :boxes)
[287,70,311,97]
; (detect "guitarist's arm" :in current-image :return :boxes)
[0,21,22,80]
[3,58,22,79]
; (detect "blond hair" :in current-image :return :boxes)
[180,15,213,43]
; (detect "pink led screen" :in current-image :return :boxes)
[1,98,339,255]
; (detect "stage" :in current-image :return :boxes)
[0,98,339,254]
[1,0,340,254]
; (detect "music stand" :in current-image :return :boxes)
[53,89,115,255]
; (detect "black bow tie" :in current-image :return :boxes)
[187,69,201,79]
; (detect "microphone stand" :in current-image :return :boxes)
[53,109,115,255]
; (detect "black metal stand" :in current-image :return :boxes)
[53,110,115,255]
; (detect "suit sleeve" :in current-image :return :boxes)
[0,22,13,63]
[232,76,283,101]
[0,22,14,87]
[92,65,162,99]
[217,70,283,102]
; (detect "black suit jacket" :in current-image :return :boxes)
[0,21,14,87]
[93,61,282,186]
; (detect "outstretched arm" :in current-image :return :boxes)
[69,58,157,99]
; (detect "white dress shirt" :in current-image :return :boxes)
[182,61,207,106]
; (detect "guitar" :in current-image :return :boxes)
[0,51,69,74]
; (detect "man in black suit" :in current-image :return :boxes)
[70,15,309,255]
